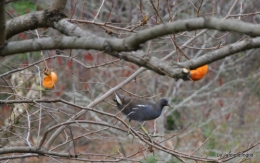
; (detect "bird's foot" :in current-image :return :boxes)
[126,122,133,136]
[126,127,131,136]
[139,124,153,143]
[125,126,136,144]
[145,133,153,143]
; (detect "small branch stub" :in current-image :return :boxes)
[44,9,67,25]
[182,68,190,81]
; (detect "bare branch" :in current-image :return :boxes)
[6,11,47,39]
[1,35,260,80]
[0,146,76,158]
[0,0,6,47]
[180,38,260,69]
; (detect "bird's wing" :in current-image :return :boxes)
[134,104,153,112]
[131,104,153,121]
[130,104,153,116]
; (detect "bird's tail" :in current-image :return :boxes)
[113,92,122,105]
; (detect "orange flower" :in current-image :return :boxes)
[190,65,208,81]
[42,70,57,89]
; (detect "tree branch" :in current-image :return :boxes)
[0,0,6,47]
[0,98,225,162]
[7,16,260,46]
[0,146,74,157]
[6,11,48,39]
[180,38,260,69]
[1,35,260,80]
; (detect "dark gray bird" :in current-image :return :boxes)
[113,93,171,122]
[113,93,171,141]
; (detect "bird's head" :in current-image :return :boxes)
[159,98,172,109]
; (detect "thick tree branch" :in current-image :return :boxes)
[123,17,260,48]
[1,36,260,80]
[3,17,260,80]
[0,154,39,161]
[53,19,94,37]
[6,11,48,39]
[6,10,66,39]
[0,0,6,47]
[1,36,108,55]
[0,146,75,158]
[180,38,260,69]
[0,98,62,104]
[7,16,260,45]
[55,17,260,50]
[6,16,260,52]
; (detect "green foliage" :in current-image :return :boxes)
[166,157,184,163]
[34,52,41,59]
[142,155,156,163]
[166,110,183,130]
[170,97,182,103]
[142,155,185,163]
[166,116,175,130]
[203,124,212,138]
[248,78,260,98]
[202,124,216,157]
[17,53,28,60]
[13,1,37,15]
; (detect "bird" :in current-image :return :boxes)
[113,93,171,141]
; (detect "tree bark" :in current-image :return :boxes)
[0,0,6,47]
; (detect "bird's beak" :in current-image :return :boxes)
[167,103,172,108]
